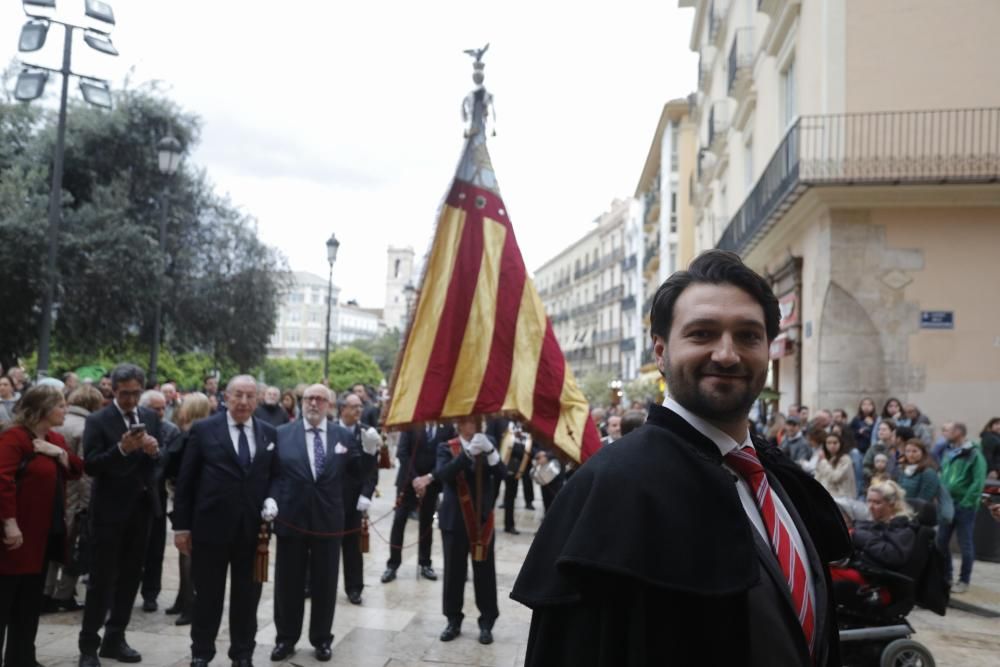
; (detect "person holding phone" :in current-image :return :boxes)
[78,364,162,667]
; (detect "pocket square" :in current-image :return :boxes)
[266,442,275,452]
[334,443,348,455]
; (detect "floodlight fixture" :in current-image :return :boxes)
[157,135,183,175]
[79,79,112,108]
[14,70,48,101]
[23,0,56,8]
[84,0,115,26]
[18,20,50,52]
[83,31,118,55]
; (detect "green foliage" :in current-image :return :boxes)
[256,357,323,390]
[350,328,402,378]
[624,376,662,407]
[578,368,615,409]
[327,347,383,393]
[0,85,286,372]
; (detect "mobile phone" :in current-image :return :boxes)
[129,423,147,435]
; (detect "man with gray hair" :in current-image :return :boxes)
[138,390,182,613]
[254,385,290,428]
[174,375,281,667]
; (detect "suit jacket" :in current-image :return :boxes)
[83,403,164,522]
[173,411,279,545]
[331,421,377,504]
[395,423,456,487]
[270,419,347,538]
[511,405,851,667]
[435,435,504,534]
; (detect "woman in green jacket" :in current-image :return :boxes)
[895,439,939,503]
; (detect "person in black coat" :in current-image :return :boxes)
[381,422,455,583]
[78,363,164,667]
[414,415,504,645]
[333,393,379,605]
[510,251,851,667]
[173,375,280,667]
[269,384,376,663]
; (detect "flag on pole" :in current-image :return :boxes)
[384,47,601,464]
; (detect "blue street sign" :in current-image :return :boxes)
[920,311,954,329]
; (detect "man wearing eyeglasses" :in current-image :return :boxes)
[269,385,351,662]
[334,393,381,605]
[78,363,163,667]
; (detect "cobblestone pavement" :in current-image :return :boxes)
[34,473,1000,666]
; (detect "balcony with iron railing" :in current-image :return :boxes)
[727,27,753,99]
[620,338,636,353]
[620,294,637,311]
[594,327,623,345]
[596,285,625,306]
[708,0,729,47]
[708,101,730,152]
[566,347,595,362]
[698,49,715,92]
[620,253,637,272]
[717,108,1000,256]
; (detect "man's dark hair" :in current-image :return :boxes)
[649,250,781,342]
[895,426,915,442]
[620,409,646,436]
[110,363,146,390]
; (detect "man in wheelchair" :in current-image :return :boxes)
[831,481,948,666]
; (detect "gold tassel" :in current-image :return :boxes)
[360,514,370,554]
[254,521,270,583]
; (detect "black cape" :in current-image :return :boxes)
[510,405,851,666]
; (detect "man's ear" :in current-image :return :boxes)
[652,335,667,376]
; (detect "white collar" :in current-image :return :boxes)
[662,395,752,457]
[305,418,327,432]
[113,399,134,418]
[227,412,251,430]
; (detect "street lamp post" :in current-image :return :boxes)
[323,233,340,381]
[15,0,118,379]
[148,134,183,387]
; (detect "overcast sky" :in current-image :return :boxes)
[3,0,697,307]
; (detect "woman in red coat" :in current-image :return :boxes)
[0,384,83,667]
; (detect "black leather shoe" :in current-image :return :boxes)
[419,565,438,581]
[164,603,181,615]
[79,654,100,667]
[270,642,295,661]
[58,597,84,611]
[380,568,397,583]
[439,621,461,642]
[314,642,332,662]
[190,660,208,667]
[175,613,192,626]
[141,599,158,612]
[504,527,520,535]
[41,595,60,614]
[525,504,535,510]
[478,627,494,645]
[231,660,252,667]
[347,591,362,605]
[99,639,141,663]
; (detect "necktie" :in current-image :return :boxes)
[126,411,137,427]
[236,423,251,470]
[311,428,325,477]
[426,425,435,442]
[724,445,815,654]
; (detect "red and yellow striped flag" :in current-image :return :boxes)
[384,85,601,464]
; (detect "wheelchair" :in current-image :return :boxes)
[836,499,946,667]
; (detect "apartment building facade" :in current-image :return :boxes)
[681,0,1000,429]
[535,200,639,381]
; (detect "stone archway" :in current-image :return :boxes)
[817,281,888,412]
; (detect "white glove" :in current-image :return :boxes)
[261,497,278,521]
[486,449,501,466]
[467,433,493,456]
[361,427,381,456]
[356,495,372,512]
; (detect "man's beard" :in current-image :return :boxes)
[664,357,764,423]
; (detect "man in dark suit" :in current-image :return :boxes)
[334,393,379,605]
[173,375,280,667]
[269,384,377,662]
[78,363,163,667]
[413,416,504,645]
[352,383,380,428]
[381,422,455,583]
[511,251,851,666]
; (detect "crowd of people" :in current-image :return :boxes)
[0,362,569,666]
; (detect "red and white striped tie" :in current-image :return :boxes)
[725,445,815,655]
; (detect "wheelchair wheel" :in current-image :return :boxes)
[879,638,935,667]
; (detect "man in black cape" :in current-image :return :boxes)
[511,250,851,666]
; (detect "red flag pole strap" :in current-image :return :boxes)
[447,438,494,561]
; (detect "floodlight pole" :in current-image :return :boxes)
[36,24,73,380]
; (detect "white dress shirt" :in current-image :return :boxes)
[304,419,328,480]
[663,396,816,610]
[226,412,257,460]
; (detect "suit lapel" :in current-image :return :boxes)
[249,417,271,475]
[216,414,242,470]
[324,422,343,480]
[297,420,319,481]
